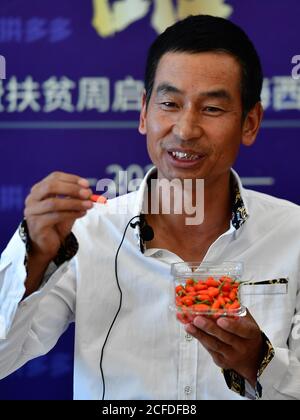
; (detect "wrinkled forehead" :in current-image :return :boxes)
[153,51,243,96]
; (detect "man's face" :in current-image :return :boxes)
[139,51,257,184]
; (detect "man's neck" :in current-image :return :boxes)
[144,171,233,261]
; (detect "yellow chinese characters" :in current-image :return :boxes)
[92,0,233,37]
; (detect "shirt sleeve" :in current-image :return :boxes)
[19,219,79,269]
[223,309,300,401]
[0,228,77,380]
[222,331,275,399]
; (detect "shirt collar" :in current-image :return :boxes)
[132,167,249,251]
[132,166,157,217]
[230,168,249,230]
[132,166,157,253]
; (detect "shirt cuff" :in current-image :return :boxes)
[38,261,59,290]
[222,331,275,399]
[19,219,79,269]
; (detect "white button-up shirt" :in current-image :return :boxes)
[0,169,300,400]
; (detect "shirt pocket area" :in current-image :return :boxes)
[238,278,293,339]
[239,278,288,296]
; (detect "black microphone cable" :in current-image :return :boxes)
[99,215,141,400]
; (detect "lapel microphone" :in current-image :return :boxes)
[130,214,154,242]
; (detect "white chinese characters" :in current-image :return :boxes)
[0,75,143,113]
[1,75,300,113]
[77,78,110,112]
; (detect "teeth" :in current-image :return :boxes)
[171,151,200,160]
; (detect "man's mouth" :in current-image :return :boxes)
[168,150,204,161]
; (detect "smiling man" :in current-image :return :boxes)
[0,15,299,400]
[140,49,262,263]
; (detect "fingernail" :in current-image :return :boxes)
[194,317,206,329]
[186,324,197,335]
[78,178,90,188]
[82,200,93,208]
[79,189,91,198]
[217,318,229,328]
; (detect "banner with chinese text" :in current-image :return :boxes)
[0,0,299,399]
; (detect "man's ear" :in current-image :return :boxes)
[242,102,264,146]
[139,90,147,135]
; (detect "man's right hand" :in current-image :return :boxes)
[23,172,93,295]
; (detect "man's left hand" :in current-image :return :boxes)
[185,310,263,387]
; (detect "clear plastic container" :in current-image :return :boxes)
[170,262,246,323]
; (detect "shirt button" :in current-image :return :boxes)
[155,251,163,258]
[185,333,193,342]
[184,385,192,395]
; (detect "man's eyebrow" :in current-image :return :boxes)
[200,89,232,101]
[156,83,232,101]
[156,83,182,95]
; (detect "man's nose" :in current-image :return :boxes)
[172,108,203,141]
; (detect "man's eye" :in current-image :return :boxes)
[204,106,223,113]
[161,102,177,108]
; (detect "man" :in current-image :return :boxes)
[0,15,299,400]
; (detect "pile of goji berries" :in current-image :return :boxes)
[175,276,241,323]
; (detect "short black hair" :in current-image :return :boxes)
[144,15,263,118]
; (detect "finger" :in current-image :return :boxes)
[43,210,88,225]
[45,171,90,187]
[209,351,230,370]
[25,197,93,217]
[192,316,237,346]
[29,182,93,202]
[29,210,87,229]
[216,310,259,339]
[31,172,89,196]
[185,323,232,356]
[184,327,230,369]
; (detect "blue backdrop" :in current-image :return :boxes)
[0,0,299,399]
